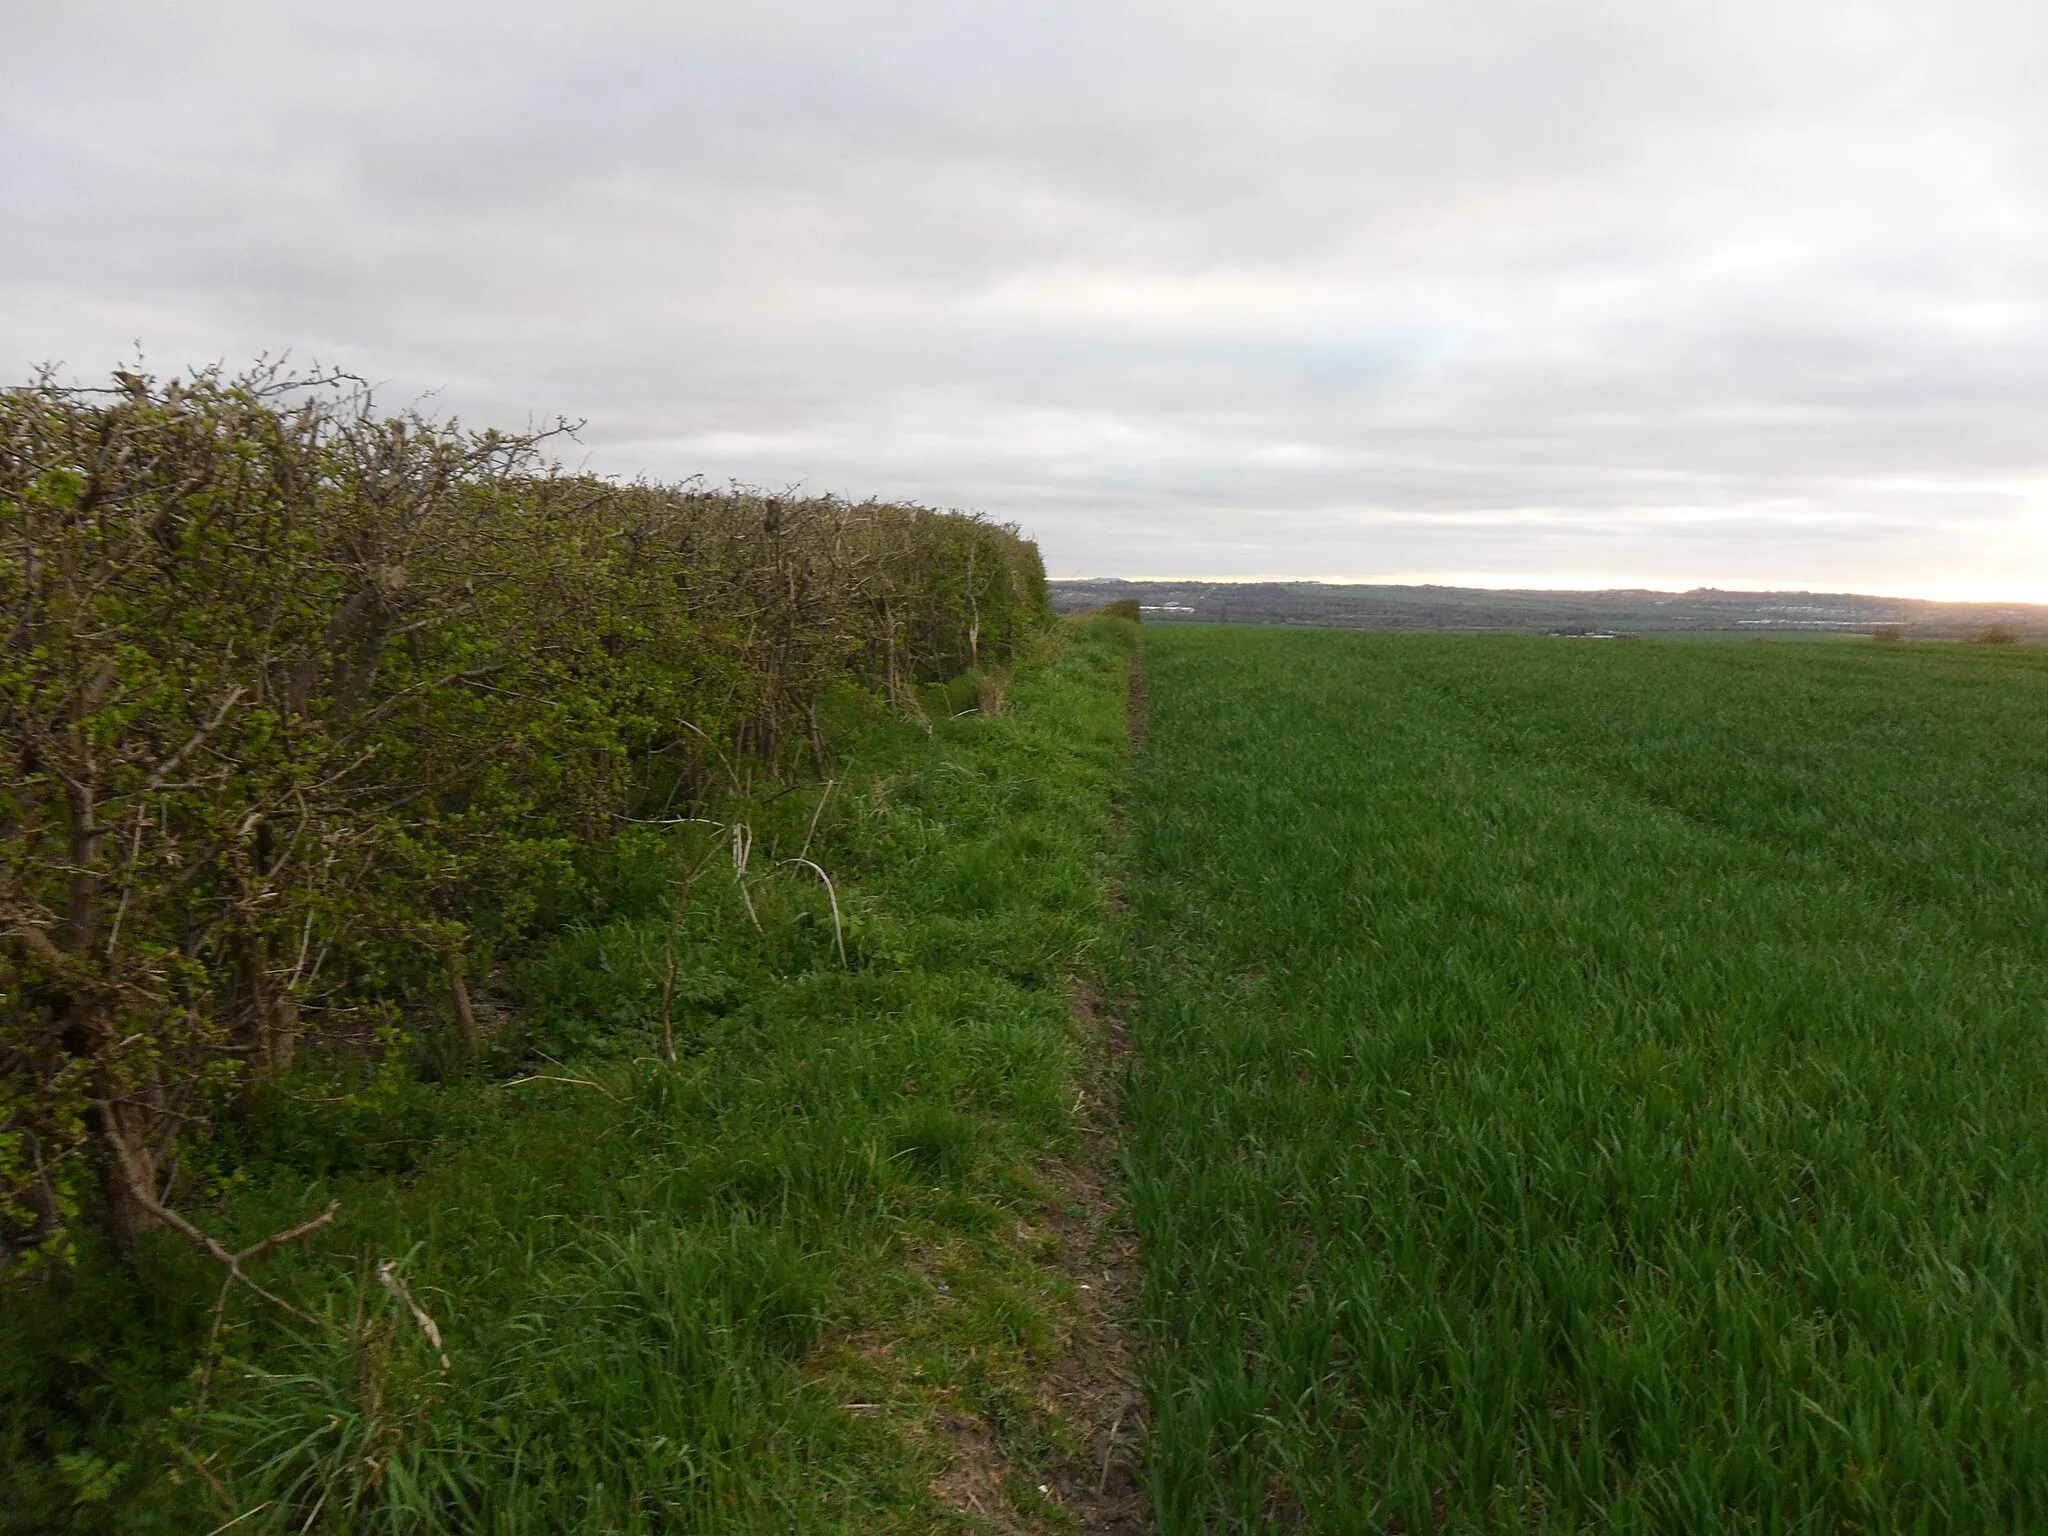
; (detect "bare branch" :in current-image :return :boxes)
[146,685,247,791]
[121,1174,338,1325]
[375,1258,450,1370]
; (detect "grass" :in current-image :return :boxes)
[2,617,1137,1533]
[1124,627,2048,1531]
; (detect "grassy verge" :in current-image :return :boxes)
[3,617,1138,1534]
[1125,627,2048,1531]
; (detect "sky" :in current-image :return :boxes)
[5,1,2047,597]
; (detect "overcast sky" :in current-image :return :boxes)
[5,1,2046,596]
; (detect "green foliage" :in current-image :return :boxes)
[0,362,1046,1268]
[0,617,1136,1532]
[1126,628,2048,1531]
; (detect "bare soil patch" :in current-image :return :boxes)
[1028,983,1149,1533]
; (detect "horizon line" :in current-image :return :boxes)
[1048,575,2048,607]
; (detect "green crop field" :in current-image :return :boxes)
[1123,627,2048,1531]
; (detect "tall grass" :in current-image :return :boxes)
[2,619,1137,1532]
[1125,629,2048,1531]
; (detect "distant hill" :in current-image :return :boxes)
[1048,579,2048,640]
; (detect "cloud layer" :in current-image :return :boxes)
[6,1,2047,594]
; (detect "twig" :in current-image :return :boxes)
[498,1074,620,1102]
[780,857,847,967]
[660,944,681,1064]
[730,822,762,931]
[442,944,480,1055]
[103,805,149,957]
[185,1198,343,1407]
[1099,1400,1134,1495]
[295,1485,330,1534]
[128,1179,337,1329]
[798,779,837,862]
[375,1259,450,1370]
[675,717,745,797]
[148,685,247,791]
[201,1501,274,1536]
[284,909,317,991]
[167,1439,231,1506]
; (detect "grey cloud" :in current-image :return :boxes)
[4,0,2046,595]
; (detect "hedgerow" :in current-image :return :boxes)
[0,362,1045,1274]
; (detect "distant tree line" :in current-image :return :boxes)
[0,363,1045,1273]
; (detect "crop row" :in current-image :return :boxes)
[1126,628,2048,1530]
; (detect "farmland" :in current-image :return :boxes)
[1123,627,2048,1531]
[15,417,2048,1536]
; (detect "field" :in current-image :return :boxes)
[17,596,2048,1533]
[1123,627,2048,1530]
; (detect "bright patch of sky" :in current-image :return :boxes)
[5,1,2046,595]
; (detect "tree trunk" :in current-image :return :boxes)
[93,1097,162,1259]
[966,543,980,671]
[264,990,298,1073]
[443,946,482,1055]
[235,936,297,1081]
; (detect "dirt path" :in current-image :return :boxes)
[1044,639,1151,1530]
[929,639,1152,1534]
[1034,978,1149,1531]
